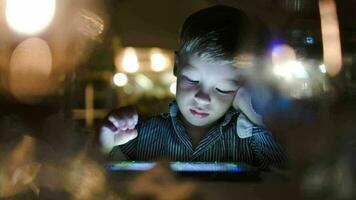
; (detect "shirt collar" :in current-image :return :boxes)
[168,101,179,118]
[168,101,254,141]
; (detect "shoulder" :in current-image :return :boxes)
[138,112,172,130]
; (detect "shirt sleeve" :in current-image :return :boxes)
[108,122,142,161]
[249,127,288,170]
[109,137,138,160]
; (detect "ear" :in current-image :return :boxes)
[173,51,179,77]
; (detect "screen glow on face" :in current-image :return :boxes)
[175,54,240,127]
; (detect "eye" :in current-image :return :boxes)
[216,88,235,94]
[182,75,199,84]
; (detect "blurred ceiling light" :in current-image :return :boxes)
[273,61,308,80]
[122,47,139,73]
[135,74,153,90]
[319,64,327,73]
[150,49,168,72]
[170,82,176,95]
[319,0,342,76]
[5,0,56,35]
[9,37,54,103]
[113,72,128,87]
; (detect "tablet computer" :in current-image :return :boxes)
[107,161,260,181]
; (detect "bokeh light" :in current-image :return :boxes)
[8,37,54,103]
[122,47,140,73]
[271,44,297,65]
[135,74,153,90]
[113,72,128,87]
[150,48,168,72]
[273,61,309,80]
[5,0,56,35]
[170,82,176,95]
[319,0,342,76]
[319,64,327,74]
[160,71,176,85]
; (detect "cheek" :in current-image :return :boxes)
[176,83,196,101]
[212,93,235,107]
[177,81,197,94]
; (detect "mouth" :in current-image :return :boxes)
[189,108,209,118]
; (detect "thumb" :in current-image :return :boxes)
[115,129,138,145]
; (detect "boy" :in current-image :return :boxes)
[100,6,286,169]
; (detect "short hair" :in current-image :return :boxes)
[178,5,270,63]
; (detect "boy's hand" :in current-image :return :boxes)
[99,106,138,153]
[232,86,248,111]
[233,86,265,127]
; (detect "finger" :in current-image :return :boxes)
[114,129,138,145]
[122,129,138,141]
[126,110,138,129]
[126,116,137,129]
[118,118,128,131]
[108,116,120,128]
[133,113,138,125]
[126,129,138,139]
[101,120,117,132]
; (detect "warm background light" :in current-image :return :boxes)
[9,37,54,103]
[150,48,168,72]
[319,0,342,76]
[113,73,128,87]
[5,0,56,35]
[169,82,176,95]
[135,74,153,90]
[122,47,139,73]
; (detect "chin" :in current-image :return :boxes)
[186,118,213,127]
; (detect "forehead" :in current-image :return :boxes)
[179,54,240,79]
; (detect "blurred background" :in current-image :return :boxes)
[0,0,356,199]
[0,0,355,127]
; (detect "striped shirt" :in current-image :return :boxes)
[110,102,287,169]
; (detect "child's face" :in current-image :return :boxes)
[175,54,241,127]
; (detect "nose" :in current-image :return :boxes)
[194,89,211,105]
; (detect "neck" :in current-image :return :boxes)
[178,113,213,148]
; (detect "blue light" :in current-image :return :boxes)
[108,161,252,172]
[305,36,314,45]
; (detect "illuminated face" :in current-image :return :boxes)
[175,54,241,127]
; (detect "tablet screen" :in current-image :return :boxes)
[107,161,257,173]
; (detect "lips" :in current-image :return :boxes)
[189,108,209,118]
